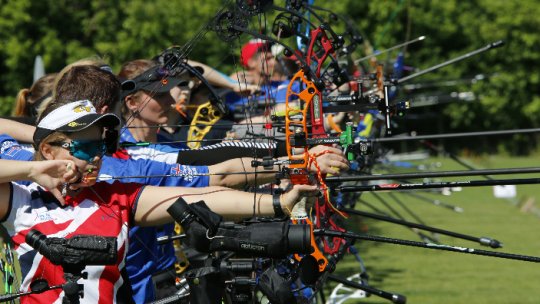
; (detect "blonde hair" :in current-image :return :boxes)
[13,73,57,117]
[34,132,68,161]
[34,98,55,122]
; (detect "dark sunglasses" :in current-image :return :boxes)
[49,140,107,162]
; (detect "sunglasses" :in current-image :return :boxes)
[49,140,107,162]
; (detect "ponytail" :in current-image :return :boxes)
[13,88,30,116]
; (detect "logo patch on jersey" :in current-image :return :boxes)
[1,141,21,157]
[170,164,198,181]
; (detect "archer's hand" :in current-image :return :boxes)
[28,160,78,189]
[307,145,350,175]
[281,184,319,215]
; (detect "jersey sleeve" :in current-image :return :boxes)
[124,145,181,164]
[1,182,35,234]
[176,141,286,166]
[100,157,210,187]
[0,134,34,161]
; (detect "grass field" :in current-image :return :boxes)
[325,155,540,303]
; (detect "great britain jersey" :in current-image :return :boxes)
[0,133,210,302]
[3,181,143,304]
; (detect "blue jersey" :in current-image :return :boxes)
[0,134,35,185]
[0,133,209,303]
[0,134,34,161]
[124,162,209,303]
[119,127,210,302]
[119,127,188,164]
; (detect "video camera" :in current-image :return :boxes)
[23,230,118,303]
[167,197,311,258]
[26,230,117,267]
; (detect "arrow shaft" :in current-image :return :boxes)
[316,230,540,263]
[343,208,499,247]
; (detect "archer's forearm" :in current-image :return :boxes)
[208,158,275,188]
[0,119,36,143]
[134,185,274,225]
[0,160,37,183]
[187,60,239,90]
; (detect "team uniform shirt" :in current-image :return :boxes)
[0,134,36,185]
[0,134,33,161]
[121,163,209,303]
[0,133,210,303]
[3,181,143,304]
[0,133,209,187]
[119,127,186,164]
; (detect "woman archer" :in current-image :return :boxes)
[0,100,318,303]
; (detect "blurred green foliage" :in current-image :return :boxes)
[0,0,538,152]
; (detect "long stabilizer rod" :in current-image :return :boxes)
[375,127,540,143]
[342,208,501,248]
[315,230,540,263]
[396,40,504,84]
[326,166,540,182]
[334,177,540,192]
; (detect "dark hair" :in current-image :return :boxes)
[54,65,121,112]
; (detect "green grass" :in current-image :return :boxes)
[325,155,540,303]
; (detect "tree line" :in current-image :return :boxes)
[1,0,538,153]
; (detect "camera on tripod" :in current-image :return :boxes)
[24,230,118,304]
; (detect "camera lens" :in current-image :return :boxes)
[167,197,194,226]
[25,230,50,257]
[287,224,311,254]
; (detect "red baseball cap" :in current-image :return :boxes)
[240,39,271,68]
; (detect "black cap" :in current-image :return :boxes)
[121,65,196,97]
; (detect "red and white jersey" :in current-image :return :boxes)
[3,181,143,304]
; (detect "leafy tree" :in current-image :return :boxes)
[0,0,539,152]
